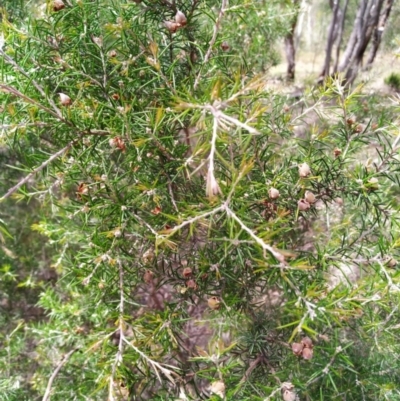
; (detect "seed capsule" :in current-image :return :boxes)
[207,296,221,310]
[282,383,296,401]
[291,342,304,356]
[91,36,103,47]
[221,41,230,51]
[268,187,280,199]
[182,267,192,278]
[298,199,310,211]
[386,257,397,268]
[53,0,65,11]
[175,10,187,27]
[143,270,154,284]
[186,279,197,289]
[59,93,71,106]
[298,162,311,178]
[301,336,313,348]
[164,20,179,33]
[333,148,342,158]
[302,346,313,360]
[304,190,316,204]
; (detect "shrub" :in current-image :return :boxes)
[1,1,400,401]
[384,72,400,91]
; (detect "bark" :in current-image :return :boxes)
[320,0,341,80]
[333,0,350,73]
[285,0,300,81]
[337,0,386,84]
[366,0,394,67]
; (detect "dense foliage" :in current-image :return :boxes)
[1,1,400,401]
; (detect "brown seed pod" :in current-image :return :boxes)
[108,49,117,58]
[91,36,103,47]
[355,124,364,133]
[182,267,192,278]
[304,190,316,204]
[298,199,311,211]
[109,136,126,151]
[386,257,397,268]
[301,336,313,348]
[143,270,154,284]
[164,20,179,33]
[59,93,71,106]
[333,148,342,158]
[268,187,280,200]
[175,10,187,27]
[76,183,89,197]
[291,342,304,356]
[53,0,65,11]
[302,346,313,360]
[282,382,296,401]
[186,279,197,289]
[209,380,225,398]
[221,41,230,51]
[282,389,296,401]
[207,296,221,310]
[298,162,311,178]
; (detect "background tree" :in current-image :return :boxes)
[1,1,400,401]
[285,0,396,84]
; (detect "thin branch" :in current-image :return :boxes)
[224,205,285,263]
[0,139,78,201]
[109,260,125,401]
[263,383,289,401]
[193,0,228,90]
[122,337,179,384]
[42,348,79,401]
[157,204,225,246]
[1,50,63,118]
[306,346,344,385]
[0,84,68,124]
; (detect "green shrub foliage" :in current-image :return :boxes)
[1,1,400,400]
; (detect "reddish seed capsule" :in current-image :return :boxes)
[143,270,154,284]
[164,20,179,33]
[186,279,197,289]
[268,187,280,200]
[221,41,230,51]
[291,342,304,356]
[59,93,71,106]
[53,0,65,11]
[207,296,220,310]
[302,347,313,360]
[333,148,342,158]
[301,336,313,348]
[304,190,316,204]
[175,10,187,27]
[298,199,310,211]
[298,163,311,178]
[182,267,192,278]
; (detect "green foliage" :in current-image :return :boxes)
[1,1,400,401]
[384,72,400,91]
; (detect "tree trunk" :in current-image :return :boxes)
[333,0,350,73]
[320,0,341,81]
[285,0,300,81]
[366,0,394,67]
[337,0,386,84]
